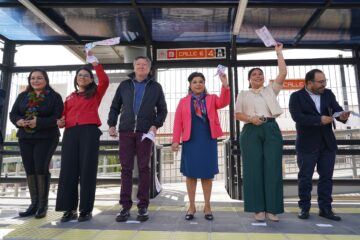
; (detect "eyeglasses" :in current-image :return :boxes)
[77,74,91,78]
[312,79,327,85]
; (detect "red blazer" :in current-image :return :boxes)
[172,86,230,143]
[63,64,109,128]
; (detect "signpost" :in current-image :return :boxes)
[157,47,226,61]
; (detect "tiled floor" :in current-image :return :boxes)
[0,181,359,240]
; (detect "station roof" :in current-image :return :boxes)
[1,0,359,63]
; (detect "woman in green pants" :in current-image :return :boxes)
[235,43,287,222]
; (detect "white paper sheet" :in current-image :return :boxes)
[141,131,155,143]
[85,37,121,51]
[215,64,226,76]
[255,26,277,47]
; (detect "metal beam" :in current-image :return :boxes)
[18,0,81,44]
[0,41,15,176]
[131,0,152,58]
[293,0,333,45]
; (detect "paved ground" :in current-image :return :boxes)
[0,181,359,240]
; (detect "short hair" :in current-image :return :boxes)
[133,56,152,69]
[188,72,206,83]
[187,72,207,94]
[305,69,324,84]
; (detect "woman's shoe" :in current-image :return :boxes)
[185,213,194,220]
[204,213,214,221]
[185,209,196,220]
[255,212,265,222]
[60,211,78,223]
[266,213,279,222]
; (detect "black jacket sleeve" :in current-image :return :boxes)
[9,93,25,128]
[36,92,64,129]
[289,91,322,126]
[153,84,168,129]
[107,84,123,127]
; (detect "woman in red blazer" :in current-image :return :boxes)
[172,71,230,221]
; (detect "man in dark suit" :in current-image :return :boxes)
[289,69,350,221]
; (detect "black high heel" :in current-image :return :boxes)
[204,213,213,220]
[185,209,196,220]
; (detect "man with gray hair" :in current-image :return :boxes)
[108,56,167,222]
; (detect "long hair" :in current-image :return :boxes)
[26,69,51,92]
[74,67,97,99]
[247,67,263,88]
[187,72,208,95]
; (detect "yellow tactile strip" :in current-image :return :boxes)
[2,229,360,240]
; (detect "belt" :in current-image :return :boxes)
[259,117,276,122]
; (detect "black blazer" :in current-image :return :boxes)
[10,88,64,139]
[289,88,345,153]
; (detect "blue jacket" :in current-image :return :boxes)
[289,88,345,153]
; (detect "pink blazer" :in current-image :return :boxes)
[172,86,230,143]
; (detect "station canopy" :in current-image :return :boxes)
[1,0,360,63]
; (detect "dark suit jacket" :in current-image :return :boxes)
[289,88,345,153]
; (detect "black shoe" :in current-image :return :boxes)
[319,209,341,221]
[185,212,194,220]
[137,207,149,222]
[78,212,92,222]
[298,209,310,219]
[116,208,130,222]
[60,211,78,223]
[204,213,214,221]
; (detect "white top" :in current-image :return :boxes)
[235,82,283,117]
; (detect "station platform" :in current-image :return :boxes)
[0,181,359,240]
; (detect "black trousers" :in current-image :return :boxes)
[56,125,102,213]
[19,137,59,175]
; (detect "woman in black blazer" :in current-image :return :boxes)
[10,69,63,219]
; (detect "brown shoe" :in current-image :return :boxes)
[255,212,265,222]
[266,213,279,222]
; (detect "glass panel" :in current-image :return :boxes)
[150,8,233,42]
[237,8,315,44]
[0,7,66,41]
[304,9,360,43]
[54,7,144,42]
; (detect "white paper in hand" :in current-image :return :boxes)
[255,26,277,47]
[86,54,99,64]
[85,37,121,51]
[141,131,155,143]
[215,64,226,76]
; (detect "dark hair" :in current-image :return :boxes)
[247,67,263,88]
[74,67,97,99]
[26,69,50,92]
[305,69,323,84]
[187,72,208,94]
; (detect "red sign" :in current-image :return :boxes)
[157,48,226,61]
[271,79,305,90]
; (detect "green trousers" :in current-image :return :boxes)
[240,122,284,214]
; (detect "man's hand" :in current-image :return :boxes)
[339,111,350,121]
[149,125,157,134]
[321,116,334,125]
[109,126,118,138]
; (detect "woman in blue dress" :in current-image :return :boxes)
[172,71,230,221]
